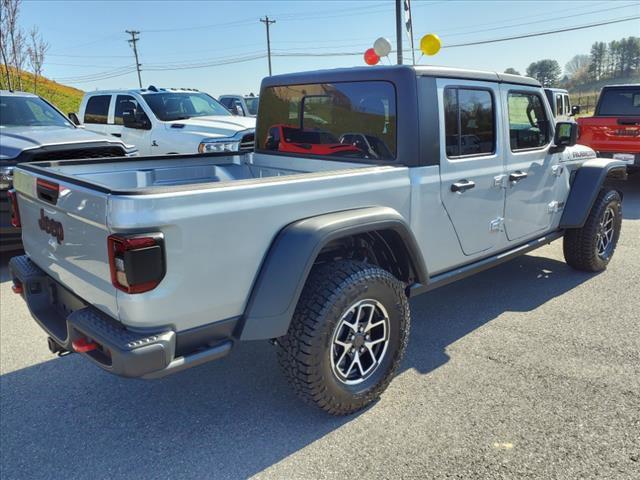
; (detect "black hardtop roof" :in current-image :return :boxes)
[261,64,541,89]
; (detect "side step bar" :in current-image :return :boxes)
[409,231,564,297]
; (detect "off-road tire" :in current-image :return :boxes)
[278,260,410,415]
[563,189,622,272]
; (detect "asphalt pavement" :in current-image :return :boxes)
[1,175,638,479]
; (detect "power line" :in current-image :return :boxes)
[126,30,143,88]
[440,2,640,38]
[442,15,640,49]
[56,13,640,85]
[260,16,276,76]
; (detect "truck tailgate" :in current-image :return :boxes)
[13,168,119,318]
[577,117,640,153]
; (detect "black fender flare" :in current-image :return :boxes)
[559,158,627,229]
[239,207,427,341]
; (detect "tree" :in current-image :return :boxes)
[588,41,607,81]
[526,59,561,87]
[1,0,25,90]
[27,27,48,94]
[0,9,13,89]
[504,67,520,75]
[564,54,590,79]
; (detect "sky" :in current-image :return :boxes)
[19,0,640,97]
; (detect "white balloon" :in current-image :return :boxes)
[373,37,392,57]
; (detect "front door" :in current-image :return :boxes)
[438,79,506,256]
[112,94,153,155]
[501,86,560,241]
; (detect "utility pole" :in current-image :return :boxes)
[126,30,143,88]
[395,0,403,65]
[260,16,276,76]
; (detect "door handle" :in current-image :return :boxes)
[111,133,122,137]
[450,179,476,193]
[509,171,528,183]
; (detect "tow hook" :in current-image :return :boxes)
[47,337,71,357]
[72,337,99,353]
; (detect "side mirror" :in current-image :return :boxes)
[234,105,245,116]
[122,109,138,128]
[68,112,80,125]
[552,121,578,151]
[123,109,150,129]
[570,105,581,116]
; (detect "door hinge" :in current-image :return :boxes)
[551,165,564,177]
[490,217,504,232]
[548,200,565,214]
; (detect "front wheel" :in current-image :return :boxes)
[563,189,622,272]
[277,260,410,415]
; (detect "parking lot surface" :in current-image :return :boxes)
[1,176,638,479]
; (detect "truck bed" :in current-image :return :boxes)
[27,152,370,193]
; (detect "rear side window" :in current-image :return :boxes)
[564,94,571,115]
[257,81,396,161]
[114,95,142,125]
[83,95,110,124]
[597,88,640,116]
[508,92,550,151]
[444,87,495,157]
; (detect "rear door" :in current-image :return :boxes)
[501,86,560,241]
[437,79,506,256]
[13,168,119,318]
[81,94,111,136]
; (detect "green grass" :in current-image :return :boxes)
[0,69,84,114]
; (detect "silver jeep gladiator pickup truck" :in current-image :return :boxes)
[9,66,627,415]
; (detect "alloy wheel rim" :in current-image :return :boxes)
[330,299,390,385]
[596,206,615,258]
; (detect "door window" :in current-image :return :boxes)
[564,94,571,115]
[114,95,143,125]
[507,92,550,150]
[83,95,110,124]
[444,87,495,157]
[555,94,563,116]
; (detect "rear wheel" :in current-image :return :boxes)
[277,260,410,415]
[563,189,622,272]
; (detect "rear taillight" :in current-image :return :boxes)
[107,233,165,294]
[7,189,21,227]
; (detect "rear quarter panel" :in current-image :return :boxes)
[108,165,412,332]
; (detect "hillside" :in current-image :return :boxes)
[0,69,84,114]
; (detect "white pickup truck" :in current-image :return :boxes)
[9,66,627,415]
[78,87,255,155]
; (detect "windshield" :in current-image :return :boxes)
[0,95,72,128]
[598,87,640,116]
[142,92,231,121]
[245,97,259,115]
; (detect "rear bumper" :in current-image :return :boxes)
[8,255,234,379]
[597,152,640,171]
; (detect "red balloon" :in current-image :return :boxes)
[364,48,380,66]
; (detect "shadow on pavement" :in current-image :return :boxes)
[0,253,594,479]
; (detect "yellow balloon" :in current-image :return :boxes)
[420,33,441,56]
